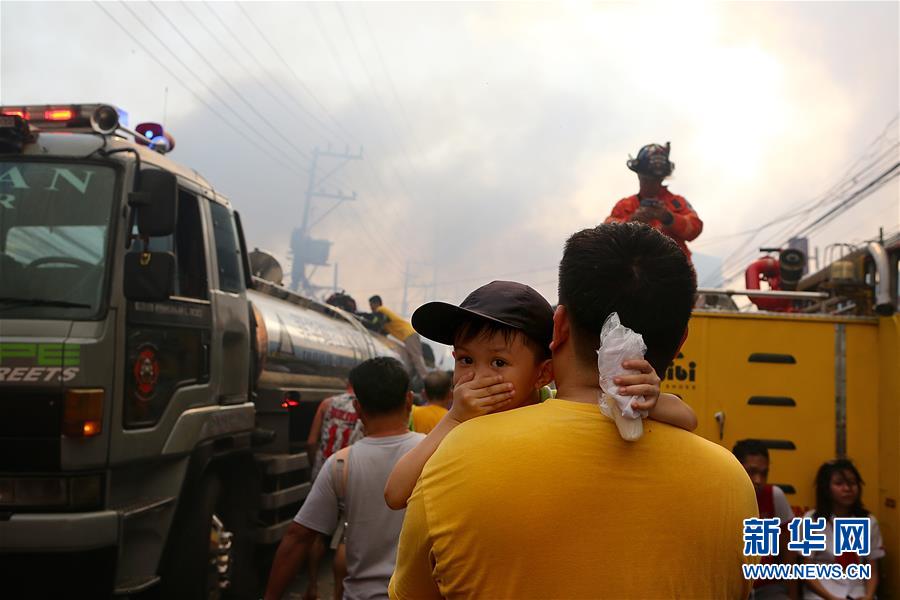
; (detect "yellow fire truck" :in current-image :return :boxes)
[664,235,900,595]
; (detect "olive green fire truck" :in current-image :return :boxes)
[0,104,407,598]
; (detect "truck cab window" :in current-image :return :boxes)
[175,190,209,299]
[134,189,208,299]
[209,201,244,293]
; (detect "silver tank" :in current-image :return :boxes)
[248,279,407,392]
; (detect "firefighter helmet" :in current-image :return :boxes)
[627,142,675,177]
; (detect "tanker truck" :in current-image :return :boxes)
[0,104,410,598]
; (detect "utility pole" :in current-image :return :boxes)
[291,145,363,295]
[401,261,410,318]
[400,260,438,316]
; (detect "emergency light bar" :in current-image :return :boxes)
[0,103,128,134]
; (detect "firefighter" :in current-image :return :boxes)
[605,142,703,259]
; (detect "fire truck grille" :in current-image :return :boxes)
[0,388,62,471]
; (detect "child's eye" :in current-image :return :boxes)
[490,359,507,368]
[457,356,473,365]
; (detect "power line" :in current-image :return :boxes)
[200,1,345,147]
[304,3,420,234]
[703,119,900,285]
[710,163,898,286]
[92,2,303,177]
[795,162,899,239]
[234,1,357,146]
[149,1,317,168]
[335,4,422,191]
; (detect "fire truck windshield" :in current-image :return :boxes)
[0,160,117,319]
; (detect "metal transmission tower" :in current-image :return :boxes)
[291,146,363,294]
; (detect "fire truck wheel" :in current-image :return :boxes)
[159,470,248,600]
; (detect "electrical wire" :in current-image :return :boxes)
[149,2,317,167]
[703,119,900,286]
[234,1,357,146]
[92,2,304,177]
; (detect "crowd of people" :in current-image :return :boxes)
[261,145,882,599]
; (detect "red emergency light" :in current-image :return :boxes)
[0,103,126,133]
[2,109,29,119]
[44,108,74,121]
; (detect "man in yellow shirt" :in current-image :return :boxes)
[411,371,451,434]
[369,295,428,379]
[390,223,757,599]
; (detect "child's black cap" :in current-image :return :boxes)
[411,281,554,350]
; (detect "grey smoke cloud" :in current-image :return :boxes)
[2,1,897,314]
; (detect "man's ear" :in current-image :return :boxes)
[352,397,362,415]
[405,390,414,412]
[549,305,570,353]
[534,358,554,389]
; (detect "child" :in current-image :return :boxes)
[384,280,697,509]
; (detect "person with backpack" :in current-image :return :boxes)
[265,357,424,600]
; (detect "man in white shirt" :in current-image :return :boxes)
[265,357,424,600]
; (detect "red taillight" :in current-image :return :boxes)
[281,399,300,409]
[44,108,74,121]
[2,109,28,119]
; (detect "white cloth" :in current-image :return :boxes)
[800,510,885,600]
[596,313,648,420]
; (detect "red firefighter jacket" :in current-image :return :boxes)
[605,187,703,258]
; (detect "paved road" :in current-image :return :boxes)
[283,546,337,600]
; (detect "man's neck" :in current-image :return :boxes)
[552,351,602,405]
[425,398,452,409]
[639,185,663,198]
[362,413,410,438]
[554,381,601,405]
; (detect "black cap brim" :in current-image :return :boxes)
[411,301,518,346]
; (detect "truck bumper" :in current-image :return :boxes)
[0,509,119,550]
[0,511,119,596]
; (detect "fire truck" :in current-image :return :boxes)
[668,236,900,594]
[0,104,410,597]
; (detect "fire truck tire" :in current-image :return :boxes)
[158,465,255,600]
[159,472,224,600]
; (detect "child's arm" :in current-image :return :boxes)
[645,393,697,431]
[384,373,514,510]
[617,359,698,432]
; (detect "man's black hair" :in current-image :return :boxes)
[348,357,409,416]
[423,370,452,401]
[558,223,696,376]
[732,439,769,463]
[369,295,383,306]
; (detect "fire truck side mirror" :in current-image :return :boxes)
[129,169,178,237]
[124,251,175,301]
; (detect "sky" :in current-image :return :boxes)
[2,1,898,324]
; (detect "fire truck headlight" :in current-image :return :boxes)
[0,475,103,509]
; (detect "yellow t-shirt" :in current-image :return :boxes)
[376,306,415,341]
[411,404,448,434]
[390,398,757,600]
